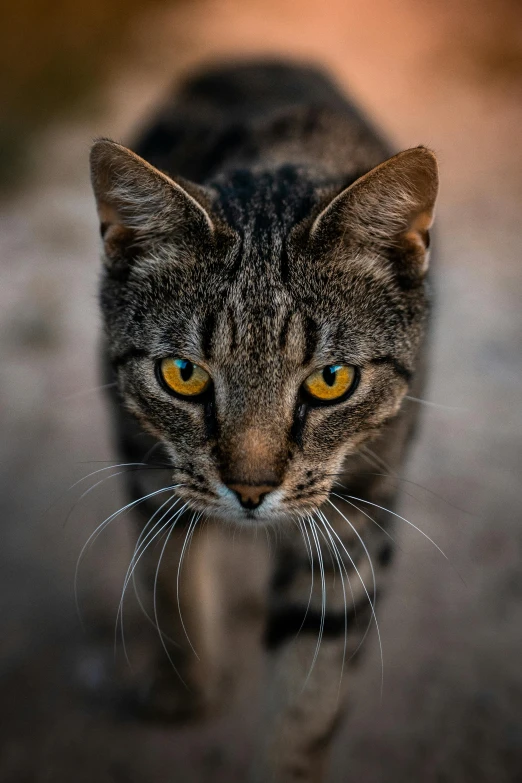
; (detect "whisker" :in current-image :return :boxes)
[76,459,173,469]
[119,495,181,608]
[176,512,202,661]
[334,489,466,588]
[314,516,337,577]
[43,462,149,522]
[68,462,151,489]
[404,395,467,412]
[131,563,178,648]
[264,526,272,559]
[323,500,384,698]
[359,446,425,508]
[303,515,326,688]
[359,446,391,475]
[331,490,448,561]
[115,495,183,661]
[141,440,166,465]
[344,468,479,520]
[325,500,377,611]
[153,504,192,685]
[63,467,146,528]
[289,515,315,643]
[74,484,181,625]
[294,513,313,572]
[314,511,348,702]
[315,509,357,618]
[332,488,396,545]
[118,511,181,667]
[318,507,374,665]
[62,382,117,401]
[321,462,478,521]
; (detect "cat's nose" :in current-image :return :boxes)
[226,483,277,510]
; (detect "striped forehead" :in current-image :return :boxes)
[212,166,317,237]
[192,167,323,367]
[199,304,319,368]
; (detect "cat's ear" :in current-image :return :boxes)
[90,138,214,266]
[310,147,438,277]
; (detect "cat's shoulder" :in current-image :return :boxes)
[134,60,391,183]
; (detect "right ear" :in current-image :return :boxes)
[310,147,438,279]
[90,139,214,266]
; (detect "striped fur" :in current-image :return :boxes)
[90,61,438,782]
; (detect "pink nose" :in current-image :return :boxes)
[227,483,276,509]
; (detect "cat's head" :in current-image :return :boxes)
[90,139,438,525]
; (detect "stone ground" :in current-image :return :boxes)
[1,0,521,780]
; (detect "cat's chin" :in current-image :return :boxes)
[208,507,293,528]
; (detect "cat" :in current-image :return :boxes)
[90,60,438,783]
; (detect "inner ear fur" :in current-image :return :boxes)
[311,146,439,276]
[90,138,214,265]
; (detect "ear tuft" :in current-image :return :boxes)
[311,147,439,277]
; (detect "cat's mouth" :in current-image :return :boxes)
[202,482,291,524]
[171,476,332,526]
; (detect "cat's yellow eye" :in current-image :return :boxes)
[158,358,211,397]
[303,364,357,402]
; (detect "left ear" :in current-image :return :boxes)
[90,138,215,268]
[311,147,439,276]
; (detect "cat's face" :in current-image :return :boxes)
[91,141,437,525]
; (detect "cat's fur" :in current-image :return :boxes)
[90,61,438,782]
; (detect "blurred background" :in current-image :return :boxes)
[1,0,522,780]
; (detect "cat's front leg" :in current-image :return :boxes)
[253,635,350,782]
[251,507,389,783]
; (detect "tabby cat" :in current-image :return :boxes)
[90,61,438,782]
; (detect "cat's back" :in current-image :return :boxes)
[135,60,391,184]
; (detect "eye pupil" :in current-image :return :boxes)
[322,365,338,387]
[159,358,210,398]
[177,359,194,382]
[303,364,356,403]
